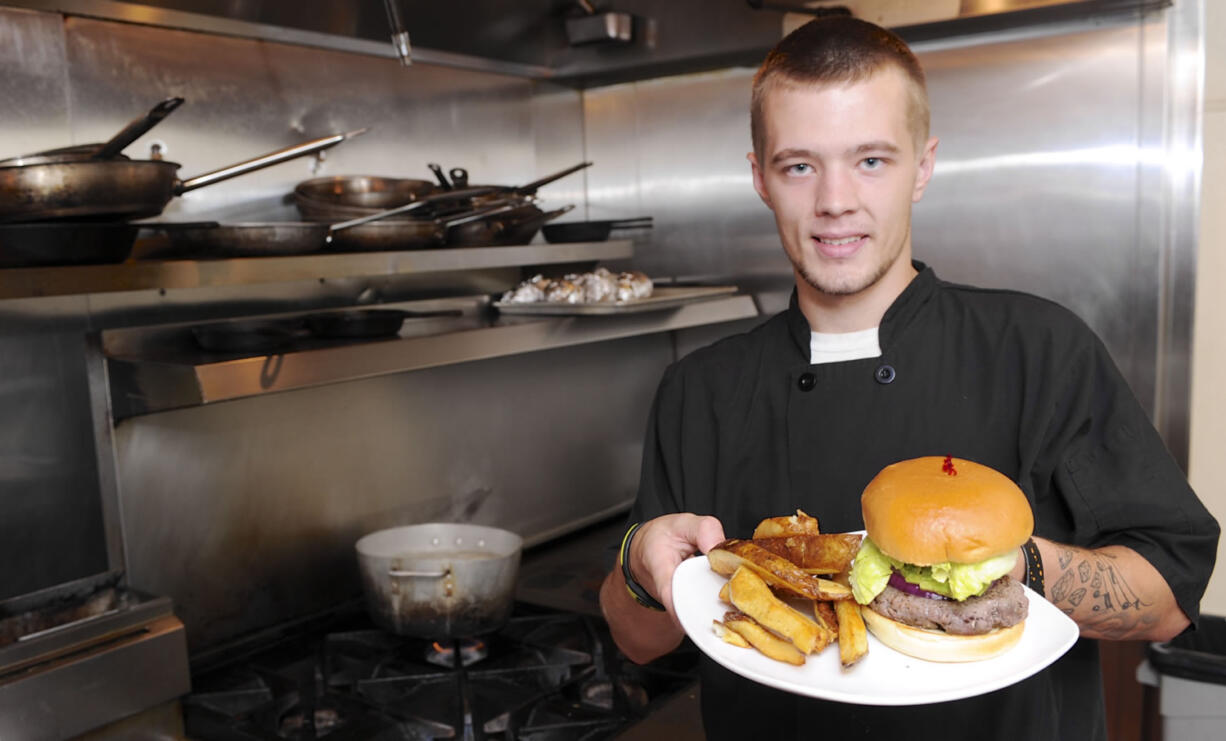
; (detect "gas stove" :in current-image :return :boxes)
[184,604,699,741]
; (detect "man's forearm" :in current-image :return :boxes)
[1032,537,1189,641]
[599,568,685,664]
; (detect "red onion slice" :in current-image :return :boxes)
[888,570,949,600]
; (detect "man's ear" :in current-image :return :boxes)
[748,151,774,209]
[912,136,939,203]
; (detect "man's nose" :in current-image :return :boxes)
[813,169,857,216]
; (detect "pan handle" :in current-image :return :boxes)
[175,128,369,195]
[513,161,592,195]
[92,97,185,160]
[608,217,654,229]
[389,567,450,578]
[440,202,519,228]
[327,186,502,234]
[428,163,452,190]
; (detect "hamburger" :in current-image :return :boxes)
[848,456,1033,662]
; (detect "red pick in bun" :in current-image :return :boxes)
[849,456,1034,662]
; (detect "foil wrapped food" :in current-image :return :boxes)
[500,267,653,304]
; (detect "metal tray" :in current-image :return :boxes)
[493,285,738,315]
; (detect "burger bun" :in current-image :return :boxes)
[861,605,1026,663]
[862,456,1033,566]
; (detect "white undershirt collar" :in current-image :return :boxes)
[809,326,882,365]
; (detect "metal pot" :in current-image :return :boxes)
[355,523,522,639]
[0,129,365,223]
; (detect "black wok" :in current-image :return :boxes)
[0,223,138,268]
[0,129,366,223]
[541,216,653,243]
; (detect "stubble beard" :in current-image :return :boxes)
[790,223,912,297]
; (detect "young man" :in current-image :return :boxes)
[599,17,1219,740]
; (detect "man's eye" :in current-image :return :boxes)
[785,163,813,176]
[862,157,883,170]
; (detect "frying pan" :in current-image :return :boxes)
[293,185,495,223]
[455,161,593,206]
[292,174,438,216]
[140,196,514,259]
[303,308,463,339]
[0,223,139,268]
[541,216,653,243]
[0,128,367,223]
[327,202,518,252]
[0,97,184,167]
[447,204,574,246]
[191,318,304,353]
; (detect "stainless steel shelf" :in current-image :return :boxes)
[0,241,633,301]
[105,293,759,418]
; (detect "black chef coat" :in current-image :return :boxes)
[628,263,1219,741]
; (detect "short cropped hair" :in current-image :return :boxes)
[751,17,930,159]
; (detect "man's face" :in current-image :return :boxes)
[749,67,937,299]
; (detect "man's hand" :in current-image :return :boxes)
[600,513,726,664]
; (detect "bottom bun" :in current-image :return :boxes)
[861,607,1025,663]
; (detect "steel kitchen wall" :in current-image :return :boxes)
[0,7,657,648]
[584,10,1184,440]
[0,4,1198,650]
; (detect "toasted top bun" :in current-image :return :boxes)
[861,456,1033,566]
[860,605,1025,662]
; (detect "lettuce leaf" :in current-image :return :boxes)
[849,537,1018,604]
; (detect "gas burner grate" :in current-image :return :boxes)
[185,606,697,741]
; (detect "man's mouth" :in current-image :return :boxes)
[812,234,868,257]
[817,236,863,246]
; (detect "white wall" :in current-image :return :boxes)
[1188,0,1226,615]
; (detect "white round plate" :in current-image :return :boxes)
[672,554,1079,705]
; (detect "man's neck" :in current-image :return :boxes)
[796,259,918,334]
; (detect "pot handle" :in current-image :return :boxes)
[388,567,450,578]
[175,128,368,194]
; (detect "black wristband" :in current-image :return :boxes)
[620,523,666,611]
[1022,537,1045,596]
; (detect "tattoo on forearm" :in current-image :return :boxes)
[1047,546,1153,638]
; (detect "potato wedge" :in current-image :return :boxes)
[752,509,821,538]
[835,599,869,667]
[709,539,853,601]
[813,599,838,635]
[728,566,823,654]
[712,619,751,648]
[718,581,732,604]
[752,533,863,574]
[723,611,806,665]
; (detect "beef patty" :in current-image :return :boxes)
[868,577,1029,635]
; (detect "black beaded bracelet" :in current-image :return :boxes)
[620,523,666,611]
[1022,537,1045,596]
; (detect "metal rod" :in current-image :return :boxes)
[383,0,413,66]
